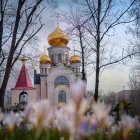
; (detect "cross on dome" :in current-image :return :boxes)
[56,14,60,27]
[43,46,47,54]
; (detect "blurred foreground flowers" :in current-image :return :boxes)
[0,80,140,140]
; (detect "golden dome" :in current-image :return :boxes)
[48,25,68,47]
[69,54,81,64]
[40,54,51,64]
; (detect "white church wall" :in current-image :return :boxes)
[48,47,70,64]
[47,65,77,104]
[40,76,47,99]
[35,84,41,101]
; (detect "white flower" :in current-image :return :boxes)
[33,99,51,118]
[90,114,98,126]
[22,99,52,128]
[3,112,18,131]
[93,102,111,121]
[92,101,114,128]
[78,99,88,116]
[111,125,120,134]
[120,114,139,130]
[32,99,52,128]
[119,114,139,138]
[22,103,34,121]
[54,105,75,134]
[70,80,86,107]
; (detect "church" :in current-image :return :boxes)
[11,23,81,107]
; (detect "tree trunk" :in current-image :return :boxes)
[0,52,13,111]
[81,46,86,81]
[94,43,100,102]
[94,0,101,102]
[0,0,4,57]
[0,0,24,110]
[78,26,86,81]
[0,0,44,110]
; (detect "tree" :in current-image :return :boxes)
[128,0,140,45]
[128,0,140,90]
[64,0,139,102]
[100,91,117,105]
[128,66,140,90]
[60,8,91,81]
[0,0,54,110]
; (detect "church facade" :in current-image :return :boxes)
[11,24,81,107]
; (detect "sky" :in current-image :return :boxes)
[32,0,136,93]
[87,26,132,93]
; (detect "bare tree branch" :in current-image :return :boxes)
[11,21,43,67]
[100,51,140,69]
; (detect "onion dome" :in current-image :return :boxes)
[40,54,51,64]
[48,25,68,47]
[69,54,81,64]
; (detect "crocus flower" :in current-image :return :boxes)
[79,116,92,136]
[119,114,139,138]
[32,99,52,128]
[3,112,18,132]
[54,105,75,134]
[22,103,37,128]
[70,80,86,109]
[92,101,114,129]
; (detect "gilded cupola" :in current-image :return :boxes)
[69,54,81,64]
[48,25,68,47]
[40,54,51,64]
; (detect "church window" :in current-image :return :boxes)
[54,75,69,87]
[19,91,28,103]
[65,54,68,62]
[41,68,43,74]
[51,54,54,64]
[45,68,47,75]
[58,53,62,63]
[64,53,68,63]
[58,90,66,103]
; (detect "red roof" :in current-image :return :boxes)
[12,64,34,90]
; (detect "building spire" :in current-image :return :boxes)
[14,57,34,90]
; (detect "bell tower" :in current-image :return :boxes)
[11,56,36,106]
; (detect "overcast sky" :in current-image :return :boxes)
[34,0,136,93]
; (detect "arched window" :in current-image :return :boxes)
[51,54,54,64]
[54,75,69,87]
[45,68,47,75]
[41,68,43,74]
[65,54,68,62]
[19,91,28,103]
[58,53,62,63]
[58,90,66,103]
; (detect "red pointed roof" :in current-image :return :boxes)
[12,64,35,90]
